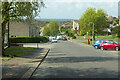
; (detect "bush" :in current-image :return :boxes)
[72,35,76,39]
[114,26,120,37]
[9,36,49,43]
[98,31,108,36]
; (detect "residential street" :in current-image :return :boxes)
[31,40,118,78]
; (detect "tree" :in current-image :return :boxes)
[80,8,96,36]
[107,16,113,23]
[95,9,109,35]
[70,21,73,28]
[49,21,59,36]
[113,22,117,26]
[59,26,63,32]
[1,1,44,56]
[115,19,119,23]
[79,8,109,38]
[43,26,50,36]
[114,25,120,37]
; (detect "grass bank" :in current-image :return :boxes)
[80,35,120,46]
[4,47,37,58]
[76,35,113,40]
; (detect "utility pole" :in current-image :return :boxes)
[8,21,10,47]
[92,20,94,45]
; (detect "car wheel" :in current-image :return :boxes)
[95,46,98,49]
[101,47,104,50]
[115,47,119,51]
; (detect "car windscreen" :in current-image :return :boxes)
[53,38,56,40]
[95,40,100,43]
[114,41,118,44]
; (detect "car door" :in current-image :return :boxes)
[103,41,108,49]
[108,41,115,49]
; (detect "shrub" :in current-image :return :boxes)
[98,31,108,36]
[72,35,76,39]
[10,36,49,43]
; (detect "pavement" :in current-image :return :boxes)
[31,40,119,79]
[2,47,50,80]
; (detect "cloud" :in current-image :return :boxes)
[75,3,83,9]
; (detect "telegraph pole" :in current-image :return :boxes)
[92,20,94,45]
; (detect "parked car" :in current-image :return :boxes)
[62,37,67,41]
[56,36,62,40]
[51,38,57,43]
[100,40,120,51]
[49,36,53,41]
[93,40,105,49]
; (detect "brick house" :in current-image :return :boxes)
[9,21,40,37]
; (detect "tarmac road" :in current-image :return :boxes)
[31,40,119,79]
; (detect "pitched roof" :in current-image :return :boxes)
[73,20,80,23]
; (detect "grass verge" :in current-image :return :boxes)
[4,47,37,57]
[81,36,120,46]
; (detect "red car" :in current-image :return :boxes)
[100,40,120,51]
[62,37,67,40]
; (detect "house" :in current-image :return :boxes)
[40,27,44,36]
[61,22,70,28]
[119,19,120,25]
[103,28,111,35]
[73,20,79,30]
[73,20,80,34]
[9,21,40,37]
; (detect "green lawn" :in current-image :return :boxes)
[82,41,96,46]
[81,36,120,46]
[76,35,113,40]
[5,47,37,57]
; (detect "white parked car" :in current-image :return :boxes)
[49,36,53,41]
[51,38,57,43]
[56,36,62,40]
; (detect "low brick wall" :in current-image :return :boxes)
[10,43,23,46]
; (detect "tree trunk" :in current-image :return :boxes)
[2,2,10,56]
[2,22,6,56]
[0,23,2,57]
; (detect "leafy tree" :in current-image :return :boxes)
[49,21,59,36]
[95,9,109,35]
[43,26,50,36]
[115,19,119,23]
[107,16,113,23]
[1,1,44,56]
[80,8,96,36]
[70,21,73,28]
[113,22,117,26]
[114,25,120,37]
[59,26,63,32]
[79,8,109,39]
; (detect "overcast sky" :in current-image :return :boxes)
[36,0,120,19]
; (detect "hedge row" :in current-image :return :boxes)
[9,36,49,43]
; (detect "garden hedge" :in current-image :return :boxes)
[9,36,49,43]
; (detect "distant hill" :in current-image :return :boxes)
[35,18,79,25]
[35,18,76,22]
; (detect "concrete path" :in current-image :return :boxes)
[2,47,50,80]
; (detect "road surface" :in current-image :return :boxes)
[30,40,119,78]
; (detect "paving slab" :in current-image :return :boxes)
[2,48,50,80]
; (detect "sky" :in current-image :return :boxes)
[36,0,120,19]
